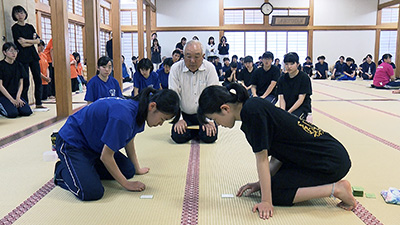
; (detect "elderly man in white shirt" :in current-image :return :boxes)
[169,40,219,143]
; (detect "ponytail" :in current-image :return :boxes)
[198,83,248,124]
[130,87,181,126]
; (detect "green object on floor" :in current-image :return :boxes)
[365,193,376,199]
[352,186,364,197]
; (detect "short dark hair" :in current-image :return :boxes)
[181,37,187,42]
[284,52,299,64]
[382,53,392,60]
[244,56,253,63]
[137,58,154,72]
[230,62,238,68]
[232,55,238,60]
[220,36,227,43]
[223,57,230,62]
[2,42,18,53]
[131,56,137,61]
[172,49,181,56]
[317,55,326,61]
[163,57,174,67]
[339,56,345,60]
[97,56,113,67]
[345,57,354,63]
[262,51,274,60]
[305,56,311,60]
[12,5,28,21]
[72,52,81,64]
[366,54,373,59]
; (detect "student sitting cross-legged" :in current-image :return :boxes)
[373,53,400,89]
[277,52,312,120]
[0,42,32,118]
[84,56,122,104]
[337,57,357,81]
[360,54,376,80]
[54,88,180,201]
[132,58,161,97]
[197,83,357,220]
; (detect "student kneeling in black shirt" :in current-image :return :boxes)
[0,42,32,118]
[277,52,312,119]
[198,83,356,220]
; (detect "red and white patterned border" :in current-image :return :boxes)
[180,140,200,225]
[0,179,55,225]
[352,201,383,225]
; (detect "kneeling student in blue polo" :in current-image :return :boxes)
[54,88,180,201]
[132,58,161,97]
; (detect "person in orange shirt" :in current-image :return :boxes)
[73,52,87,91]
[43,38,55,99]
[38,40,50,100]
[70,54,78,92]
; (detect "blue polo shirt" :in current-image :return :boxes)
[59,98,145,153]
[84,75,123,102]
[156,67,169,89]
[133,71,160,95]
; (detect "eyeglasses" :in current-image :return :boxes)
[7,49,19,53]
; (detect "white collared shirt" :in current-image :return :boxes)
[169,60,219,114]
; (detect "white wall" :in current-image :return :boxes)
[157,31,220,59]
[379,0,392,4]
[224,0,264,8]
[157,0,219,27]
[313,31,376,66]
[314,0,378,26]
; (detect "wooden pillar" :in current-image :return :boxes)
[396,7,400,78]
[111,0,122,88]
[49,0,72,117]
[145,6,151,58]
[137,0,144,59]
[308,0,314,59]
[84,0,99,82]
[219,0,224,40]
[375,5,382,65]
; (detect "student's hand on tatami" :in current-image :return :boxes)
[174,119,187,134]
[253,201,273,220]
[236,182,260,197]
[136,167,150,175]
[123,181,145,192]
[202,122,216,137]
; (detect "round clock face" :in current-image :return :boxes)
[261,2,273,15]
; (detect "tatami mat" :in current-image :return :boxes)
[1,79,399,224]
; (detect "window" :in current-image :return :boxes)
[245,32,265,58]
[379,31,397,61]
[267,31,308,63]
[40,0,49,4]
[100,31,111,56]
[121,10,132,25]
[41,16,52,44]
[69,23,84,61]
[381,7,399,23]
[74,0,83,16]
[224,8,264,25]
[104,8,110,25]
[224,32,245,58]
[68,23,76,54]
[121,32,139,69]
[67,0,73,13]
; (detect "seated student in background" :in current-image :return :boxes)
[132,58,161,97]
[0,42,32,118]
[54,88,181,201]
[314,55,328,79]
[232,55,242,70]
[222,57,230,76]
[331,56,345,80]
[38,40,50,100]
[213,56,223,81]
[238,56,255,95]
[250,51,280,104]
[223,61,238,86]
[274,58,282,74]
[337,57,357,81]
[277,52,312,120]
[197,84,356,220]
[73,52,86,92]
[302,56,313,77]
[157,57,173,89]
[255,56,263,68]
[85,56,122,104]
[373,54,400,88]
[122,55,132,83]
[360,54,376,80]
[130,56,138,75]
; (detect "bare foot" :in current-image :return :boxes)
[334,180,357,211]
[392,89,400,94]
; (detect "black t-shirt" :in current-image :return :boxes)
[277,71,312,113]
[0,60,26,97]
[11,23,40,64]
[302,62,313,75]
[224,68,236,85]
[250,65,280,96]
[343,63,357,74]
[240,98,350,172]
[237,67,254,87]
